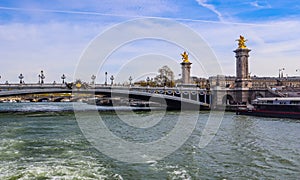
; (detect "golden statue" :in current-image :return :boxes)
[236,35,247,49]
[181,51,190,63]
[75,82,82,89]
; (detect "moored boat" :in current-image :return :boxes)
[236,97,300,119]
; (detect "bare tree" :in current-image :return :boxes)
[154,65,174,87]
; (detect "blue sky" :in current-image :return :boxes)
[0,0,300,83]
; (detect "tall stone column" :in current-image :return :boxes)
[180,51,192,84]
[234,48,251,88]
[181,62,192,84]
[234,36,252,104]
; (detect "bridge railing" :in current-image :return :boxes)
[0,83,67,90]
[0,83,206,90]
[0,84,209,95]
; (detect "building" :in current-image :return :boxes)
[210,76,300,89]
[208,36,300,105]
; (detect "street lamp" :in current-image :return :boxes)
[91,74,96,84]
[105,72,108,86]
[38,74,41,84]
[146,76,150,87]
[40,70,45,84]
[158,79,162,87]
[110,75,114,86]
[61,74,66,84]
[18,73,24,84]
[279,68,285,78]
[129,76,133,86]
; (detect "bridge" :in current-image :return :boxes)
[218,87,286,105]
[0,84,211,110]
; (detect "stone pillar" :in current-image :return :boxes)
[234,47,252,104]
[181,62,192,84]
[234,48,251,88]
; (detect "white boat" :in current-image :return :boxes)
[237,97,300,119]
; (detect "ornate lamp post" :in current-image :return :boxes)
[61,74,66,84]
[40,70,45,84]
[105,72,108,86]
[146,76,150,87]
[18,73,24,84]
[129,76,133,86]
[279,68,285,78]
[110,75,114,86]
[158,79,162,87]
[38,74,41,84]
[91,74,96,84]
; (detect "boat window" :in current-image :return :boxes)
[291,101,300,104]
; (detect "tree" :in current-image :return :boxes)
[154,65,175,87]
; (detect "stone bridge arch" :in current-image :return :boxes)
[54,97,68,102]
[222,94,235,105]
[37,97,50,102]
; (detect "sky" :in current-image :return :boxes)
[0,0,300,84]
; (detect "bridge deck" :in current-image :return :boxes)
[0,87,210,110]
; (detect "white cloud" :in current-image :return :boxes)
[74,19,218,83]
[195,0,224,22]
[1,18,300,83]
[1,1,300,83]
[0,22,105,83]
[250,1,271,8]
[187,20,300,77]
[0,0,178,20]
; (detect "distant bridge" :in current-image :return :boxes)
[0,84,211,110]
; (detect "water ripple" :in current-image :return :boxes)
[0,104,299,179]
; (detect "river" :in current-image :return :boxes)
[0,102,299,179]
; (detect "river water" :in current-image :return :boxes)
[0,102,299,179]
